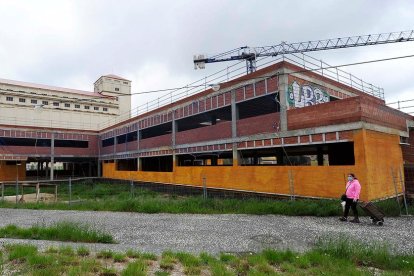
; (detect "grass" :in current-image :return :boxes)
[76,246,90,257]
[0,221,115,243]
[1,237,414,275]
[1,181,412,217]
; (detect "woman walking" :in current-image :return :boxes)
[340,173,361,223]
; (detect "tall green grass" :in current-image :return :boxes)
[0,221,114,243]
[1,182,412,216]
[315,236,414,271]
[1,238,414,275]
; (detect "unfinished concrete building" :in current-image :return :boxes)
[1,56,413,201]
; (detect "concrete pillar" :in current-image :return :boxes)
[172,110,177,170]
[137,158,141,171]
[97,160,102,177]
[231,90,240,166]
[50,133,54,180]
[88,162,92,177]
[278,69,289,131]
[45,162,49,178]
[317,147,324,166]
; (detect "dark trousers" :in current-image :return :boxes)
[344,198,358,218]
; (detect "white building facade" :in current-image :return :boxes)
[0,74,131,131]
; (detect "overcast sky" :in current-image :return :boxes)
[1,0,414,114]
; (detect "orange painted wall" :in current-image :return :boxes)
[104,162,358,200]
[102,129,404,201]
[0,161,26,181]
[361,130,404,200]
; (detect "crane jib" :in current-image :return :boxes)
[193,30,414,72]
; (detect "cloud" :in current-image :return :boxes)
[0,0,413,113]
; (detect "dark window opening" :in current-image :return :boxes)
[54,140,88,148]
[237,93,280,120]
[140,122,172,139]
[127,131,138,142]
[0,137,50,147]
[117,134,127,144]
[102,137,115,147]
[0,137,88,148]
[104,160,114,163]
[116,158,137,171]
[177,152,233,166]
[239,142,354,166]
[327,142,355,165]
[141,156,173,172]
[177,106,231,132]
[5,161,22,166]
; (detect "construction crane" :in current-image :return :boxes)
[194,30,414,74]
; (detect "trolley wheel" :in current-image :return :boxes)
[378,221,383,226]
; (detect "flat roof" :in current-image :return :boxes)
[0,78,109,98]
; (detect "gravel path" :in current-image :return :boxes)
[0,209,413,255]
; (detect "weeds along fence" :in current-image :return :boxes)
[0,166,412,212]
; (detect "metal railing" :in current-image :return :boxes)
[387,99,414,115]
[98,52,385,130]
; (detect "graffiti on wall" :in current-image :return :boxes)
[287,81,330,108]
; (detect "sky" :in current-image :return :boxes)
[1,0,414,114]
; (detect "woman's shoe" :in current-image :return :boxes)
[350,218,360,223]
[339,217,348,222]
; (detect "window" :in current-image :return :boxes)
[31,99,38,104]
[103,107,108,112]
[84,105,90,110]
[115,88,120,91]
[75,104,80,108]
[123,81,128,85]
[6,97,13,101]
[53,102,59,107]
[19,98,26,103]
[42,101,48,105]
[94,106,99,111]
[64,103,70,108]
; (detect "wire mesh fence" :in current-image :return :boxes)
[0,167,412,216]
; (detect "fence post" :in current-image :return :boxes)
[1,183,4,201]
[130,180,135,199]
[69,177,72,205]
[36,183,40,203]
[288,170,295,201]
[399,167,409,216]
[391,168,402,215]
[202,176,207,199]
[15,177,19,204]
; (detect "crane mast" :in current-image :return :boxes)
[194,30,414,74]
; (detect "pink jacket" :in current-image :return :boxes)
[345,179,361,200]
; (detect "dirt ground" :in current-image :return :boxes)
[2,193,56,203]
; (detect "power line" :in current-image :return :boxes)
[118,53,414,97]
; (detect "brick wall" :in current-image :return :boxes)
[237,112,280,136]
[176,121,232,145]
[139,134,172,149]
[287,97,362,130]
[287,96,412,131]
[402,129,414,164]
